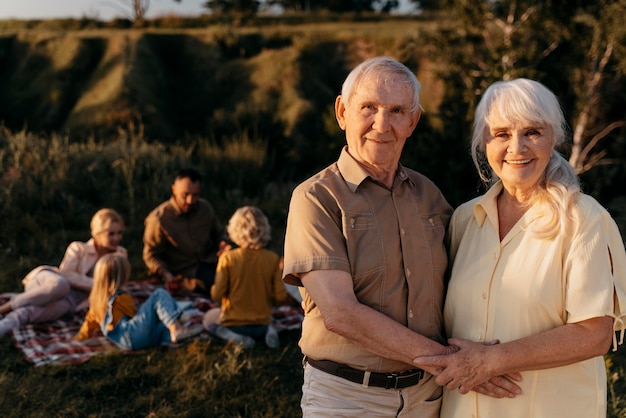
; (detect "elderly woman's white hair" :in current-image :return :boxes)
[471,78,581,238]
[340,56,422,113]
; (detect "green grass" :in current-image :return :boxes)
[1,121,626,417]
[1,329,626,416]
[0,329,304,417]
[0,123,304,416]
[1,15,625,414]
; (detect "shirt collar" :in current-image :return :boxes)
[472,181,502,227]
[472,180,545,229]
[337,146,414,193]
[169,196,192,216]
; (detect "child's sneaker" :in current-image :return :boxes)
[212,325,255,349]
[264,324,280,349]
[171,323,203,344]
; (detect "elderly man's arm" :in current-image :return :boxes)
[301,269,455,364]
[302,269,522,398]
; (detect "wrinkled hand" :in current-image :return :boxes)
[472,374,522,398]
[416,344,459,377]
[414,338,522,398]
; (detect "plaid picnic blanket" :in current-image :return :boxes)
[4,281,304,367]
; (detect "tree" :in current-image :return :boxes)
[567,0,626,174]
[406,0,442,13]
[204,0,260,13]
[107,0,182,26]
[266,0,399,12]
[420,0,626,180]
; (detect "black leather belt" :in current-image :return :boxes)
[305,357,424,389]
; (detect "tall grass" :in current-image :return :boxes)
[0,123,292,286]
[0,331,304,417]
[0,123,304,416]
[2,123,626,416]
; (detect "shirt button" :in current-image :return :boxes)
[482,293,487,299]
[400,228,406,236]
[406,268,411,277]
[408,310,414,319]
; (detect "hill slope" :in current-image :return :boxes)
[0,22,439,145]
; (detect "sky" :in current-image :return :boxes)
[0,0,416,21]
[0,0,209,20]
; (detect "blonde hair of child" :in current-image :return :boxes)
[89,253,131,324]
[226,206,271,250]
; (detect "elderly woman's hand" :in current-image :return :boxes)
[472,375,522,398]
[414,337,522,398]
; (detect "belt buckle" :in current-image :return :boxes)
[385,372,399,389]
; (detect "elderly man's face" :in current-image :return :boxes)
[335,75,420,175]
[171,177,200,213]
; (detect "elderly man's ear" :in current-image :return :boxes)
[335,95,347,131]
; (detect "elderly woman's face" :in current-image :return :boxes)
[485,112,553,193]
[94,221,123,253]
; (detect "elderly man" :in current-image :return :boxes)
[283,56,516,417]
[143,168,228,293]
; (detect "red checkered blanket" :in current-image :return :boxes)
[4,281,303,367]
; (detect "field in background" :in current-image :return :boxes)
[1,17,625,416]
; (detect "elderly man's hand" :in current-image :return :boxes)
[414,338,522,398]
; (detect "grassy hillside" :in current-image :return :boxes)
[0,22,440,142]
[1,19,625,417]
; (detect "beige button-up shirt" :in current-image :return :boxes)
[283,147,452,372]
[143,197,224,278]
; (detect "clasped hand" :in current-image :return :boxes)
[413,338,522,398]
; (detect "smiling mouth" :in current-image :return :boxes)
[366,138,392,144]
[505,159,531,165]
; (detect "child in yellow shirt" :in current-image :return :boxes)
[203,206,290,349]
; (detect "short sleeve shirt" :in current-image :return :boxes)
[442,182,618,418]
[283,147,452,372]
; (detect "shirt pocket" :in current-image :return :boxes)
[343,212,384,278]
[420,214,448,272]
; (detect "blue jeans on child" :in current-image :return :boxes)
[227,324,268,340]
[105,288,181,350]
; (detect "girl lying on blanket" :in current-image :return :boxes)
[76,254,203,349]
[0,208,127,336]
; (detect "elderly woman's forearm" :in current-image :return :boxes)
[487,316,613,375]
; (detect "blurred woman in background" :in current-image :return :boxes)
[0,208,127,335]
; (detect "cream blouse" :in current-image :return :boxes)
[442,182,626,418]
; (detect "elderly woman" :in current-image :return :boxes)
[0,208,127,335]
[415,79,626,417]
